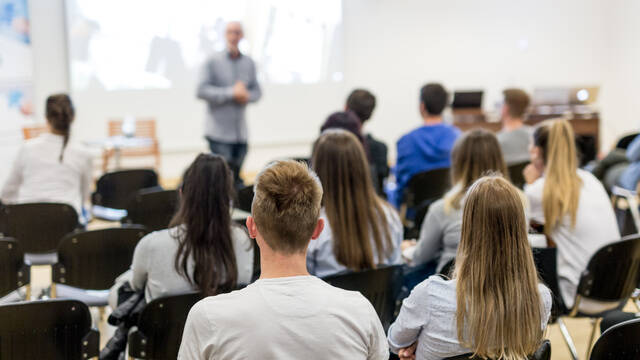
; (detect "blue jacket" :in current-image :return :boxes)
[619,134,640,190]
[392,123,461,207]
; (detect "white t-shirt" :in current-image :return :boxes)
[178,275,388,360]
[525,169,620,307]
[1,133,93,215]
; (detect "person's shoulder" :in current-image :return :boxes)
[576,168,600,185]
[192,286,255,317]
[410,275,456,302]
[524,175,545,196]
[320,279,375,308]
[139,228,175,249]
[537,283,553,319]
[367,134,387,149]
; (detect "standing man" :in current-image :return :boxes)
[197,21,261,185]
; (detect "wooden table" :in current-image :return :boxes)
[453,113,600,153]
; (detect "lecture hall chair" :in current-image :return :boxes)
[322,265,403,332]
[128,291,202,360]
[123,188,178,231]
[443,340,551,360]
[0,299,99,360]
[402,167,451,239]
[0,202,80,265]
[553,235,640,360]
[589,318,640,360]
[51,226,147,307]
[0,238,30,302]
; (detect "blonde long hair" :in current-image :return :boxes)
[443,129,508,213]
[533,119,582,235]
[454,176,544,359]
[312,129,393,271]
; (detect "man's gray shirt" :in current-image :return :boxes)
[198,51,261,143]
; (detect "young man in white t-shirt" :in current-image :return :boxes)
[178,160,388,360]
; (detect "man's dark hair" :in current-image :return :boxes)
[346,89,376,122]
[420,83,448,116]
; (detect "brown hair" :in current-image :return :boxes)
[312,129,393,271]
[503,88,530,119]
[171,154,238,296]
[252,160,323,254]
[454,176,544,359]
[444,129,508,212]
[46,94,75,162]
[532,119,582,235]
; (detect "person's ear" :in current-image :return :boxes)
[310,218,324,240]
[419,102,426,117]
[246,216,258,239]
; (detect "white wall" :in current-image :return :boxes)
[26,0,639,179]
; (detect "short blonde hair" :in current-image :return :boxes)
[252,160,323,254]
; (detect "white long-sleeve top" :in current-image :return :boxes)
[1,133,93,215]
[525,169,620,307]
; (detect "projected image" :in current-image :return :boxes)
[65,0,343,91]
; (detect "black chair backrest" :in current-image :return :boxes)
[0,299,99,359]
[404,167,451,235]
[532,247,564,318]
[577,235,640,302]
[0,238,29,298]
[590,318,640,360]
[439,259,455,277]
[444,339,551,360]
[508,161,529,189]
[0,202,79,253]
[53,226,147,290]
[236,185,254,213]
[125,188,178,231]
[404,167,451,209]
[128,291,202,359]
[615,133,639,150]
[322,265,403,331]
[92,169,159,209]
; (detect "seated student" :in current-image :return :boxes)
[346,89,389,195]
[1,94,92,217]
[392,83,461,207]
[121,153,254,303]
[389,176,552,360]
[179,160,388,360]
[524,119,620,309]
[308,129,403,277]
[497,88,533,165]
[592,133,640,191]
[405,129,508,274]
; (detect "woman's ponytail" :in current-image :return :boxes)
[45,94,75,162]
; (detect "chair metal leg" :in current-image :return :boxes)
[557,318,579,360]
[50,283,57,298]
[586,318,602,360]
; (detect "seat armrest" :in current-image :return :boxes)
[128,328,149,358]
[82,328,100,358]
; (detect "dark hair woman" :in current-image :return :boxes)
[122,153,254,302]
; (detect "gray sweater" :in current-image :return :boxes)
[410,198,463,272]
[130,226,254,302]
[198,51,262,143]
